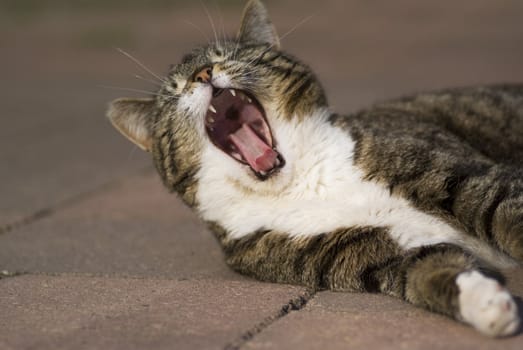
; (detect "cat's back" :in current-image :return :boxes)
[339,84,523,166]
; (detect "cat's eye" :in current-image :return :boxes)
[214,49,223,56]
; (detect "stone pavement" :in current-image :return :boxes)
[1,1,523,349]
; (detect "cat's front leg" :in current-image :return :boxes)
[396,244,520,337]
[216,225,520,337]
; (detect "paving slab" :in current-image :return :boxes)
[246,268,523,350]
[0,274,307,350]
[0,171,238,280]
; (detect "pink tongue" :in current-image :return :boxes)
[229,123,278,173]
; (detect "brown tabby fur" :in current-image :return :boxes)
[107,0,523,330]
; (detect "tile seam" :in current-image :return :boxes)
[0,166,154,236]
[224,288,317,350]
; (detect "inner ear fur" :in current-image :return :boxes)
[107,97,156,152]
[237,0,280,48]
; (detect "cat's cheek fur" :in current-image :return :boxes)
[211,70,232,89]
[178,84,213,122]
[456,271,520,337]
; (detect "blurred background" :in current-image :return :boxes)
[1,0,523,227]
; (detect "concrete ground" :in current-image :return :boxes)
[1,0,523,349]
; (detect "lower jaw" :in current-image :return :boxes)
[252,153,286,180]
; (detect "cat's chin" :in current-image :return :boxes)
[205,87,285,180]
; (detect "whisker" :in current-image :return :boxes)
[115,47,167,84]
[150,118,163,131]
[200,0,219,45]
[127,145,140,160]
[244,47,269,69]
[134,74,163,87]
[99,85,171,98]
[183,20,211,44]
[212,0,228,47]
[243,15,314,69]
[279,15,314,43]
[232,36,241,60]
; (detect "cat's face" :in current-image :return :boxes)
[107,0,326,204]
[156,39,289,182]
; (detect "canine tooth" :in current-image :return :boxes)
[207,116,215,123]
[208,105,217,113]
[230,89,236,97]
[247,97,252,103]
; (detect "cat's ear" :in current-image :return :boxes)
[107,98,156,152]
[237,0,280,48]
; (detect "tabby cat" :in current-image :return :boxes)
[107,0,523,337]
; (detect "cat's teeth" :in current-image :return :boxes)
[208,105,217,113]
[237,91,252,103]
[207,116,215,123]
[230,89,236,97]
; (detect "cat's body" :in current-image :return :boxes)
[108,0,523,337]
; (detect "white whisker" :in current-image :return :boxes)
[243,15,314,69]
[134,74,163,87]
[127,145,139,160]
[212,0,228,47]
[115,47,167,84]
[99,85,171,99]
[200,0,219,45]
[232,36,241,60]
[183,20,211,44]
[279,15,314,43]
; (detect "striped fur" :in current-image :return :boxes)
[107,0,523,337]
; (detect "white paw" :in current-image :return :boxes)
[456,270,520,337]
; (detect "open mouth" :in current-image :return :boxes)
[205,88,285,180]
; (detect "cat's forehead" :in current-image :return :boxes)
[169,43,232,77]
[168,49,207,77]
[181,46,209,65]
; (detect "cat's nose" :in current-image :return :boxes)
[194,66,213,84]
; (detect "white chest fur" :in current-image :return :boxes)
[195,109,508,263]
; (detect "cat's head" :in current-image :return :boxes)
[107,0,327,205]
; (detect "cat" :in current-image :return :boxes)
[107,0,523,337]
